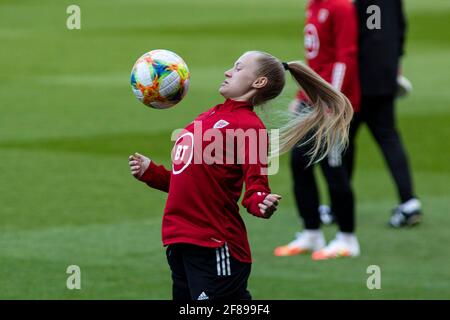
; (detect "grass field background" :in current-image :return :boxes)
[0,0,449,299]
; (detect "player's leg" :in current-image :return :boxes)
[291,144,322,230]
[182,244,251,300]
[274,144,325,256]
[312,157,360,260]
[343,110,363,180]
[321,153,355,234]
[165,244,192,300]
[364,95,422,227]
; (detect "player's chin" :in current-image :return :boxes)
[218,86,227,97]
[219,83,233,97]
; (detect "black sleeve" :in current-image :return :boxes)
[398,0,407,58]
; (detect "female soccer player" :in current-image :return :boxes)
[274,0,361,260]
[128,51,352,300]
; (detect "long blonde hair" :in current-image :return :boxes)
[251,51,354,162]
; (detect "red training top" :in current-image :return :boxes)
[140,99,272,263]
[300,0,361,111]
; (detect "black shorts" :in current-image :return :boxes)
[166,243,252,301]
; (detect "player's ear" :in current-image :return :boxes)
[252,77,268,89]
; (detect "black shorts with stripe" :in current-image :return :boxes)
[166,243,252,301]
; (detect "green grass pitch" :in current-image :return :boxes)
[0,0,449,299]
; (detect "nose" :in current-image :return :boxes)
[224,69,232,78]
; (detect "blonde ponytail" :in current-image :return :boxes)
[273,61,354,163]
[247,51,353,163]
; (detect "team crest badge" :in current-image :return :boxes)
[213,119,230,129]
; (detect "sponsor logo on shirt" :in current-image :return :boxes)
[172,132,194,175]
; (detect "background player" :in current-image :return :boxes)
[274,0,361,260]
[348,0,422,227]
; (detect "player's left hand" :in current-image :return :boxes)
[258,194,282,218]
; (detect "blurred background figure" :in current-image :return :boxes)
[347,0,422,227]
[274,0,360,260]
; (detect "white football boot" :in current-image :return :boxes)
[274,230,326,256]
[312,232,360,260]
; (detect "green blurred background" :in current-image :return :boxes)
[0,0,449,299]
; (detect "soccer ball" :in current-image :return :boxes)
[130,49,190,109]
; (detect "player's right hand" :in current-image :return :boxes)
[128,152,151,179]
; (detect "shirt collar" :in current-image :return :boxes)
[220,99,254,111]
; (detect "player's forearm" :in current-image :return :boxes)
[331,62,347,91]
[140,161,171,192]
[332,3,358,91]
[242,190,270,218]
[241,166,272,219]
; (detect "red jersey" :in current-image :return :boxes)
[300,0,360,111]
[140,99,271,263]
